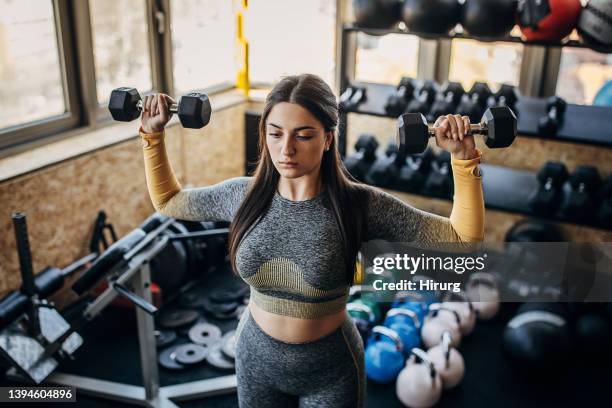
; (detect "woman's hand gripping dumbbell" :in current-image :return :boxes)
[397,106,517,157]
[108,87,211,132]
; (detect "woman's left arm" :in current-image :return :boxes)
[365,115,485,244]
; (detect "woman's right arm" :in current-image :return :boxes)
[140,94,250,222]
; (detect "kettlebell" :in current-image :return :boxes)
[396,348,443,408]
[421,303,462,349]
[348,302,376,343]
[365,326,405,384]
[466,272,500,320]
[350,285,383,323]
[427,331,465,389]
[392,294,428,323]
[384,308,422,354]
[441,292,477,335]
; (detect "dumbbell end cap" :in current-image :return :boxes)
[108,88,141,122]
[398,113,429,155]
[178,93,212,129]
[482,107,517,149]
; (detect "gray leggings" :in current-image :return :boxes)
[234,308,365,407]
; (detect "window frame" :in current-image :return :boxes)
[0,0,81,155]
[0,0,237,158]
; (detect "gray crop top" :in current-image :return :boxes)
[156,176,479,319]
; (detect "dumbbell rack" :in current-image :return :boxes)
[336,25,612,232]
[339,81,612,148]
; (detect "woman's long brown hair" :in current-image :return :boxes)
[228,74,369,285]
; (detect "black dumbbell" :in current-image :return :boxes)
[384,77,417,117]
[422,150,453,199]
[344,134,379,182]
[528,161,569,216]
[339,85,367,112]
[538,96,566,136]
[427,81,466,122]
[457,82,493,123]
[396,148,435,193]
[397,106,517,155]
[595,175,612,228]
[109,87,211,129]
[558,165,602,222]
[488,84,520,111]
[405,80,439,114]
[365,140,406,188]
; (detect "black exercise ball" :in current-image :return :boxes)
[462,0,518,37]
[503,303,573,371]
[578,0,612,46]
[574,313,612,357]
[402,0,461,35]
[353,0,402,29]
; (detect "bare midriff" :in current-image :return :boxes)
[248,301,348,344]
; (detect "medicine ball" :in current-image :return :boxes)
[462,0,518,37]
[353,0,402,29]
[578,0,612,46]
[518,0,582,42]
[402,0,462,35]
[503,302,573,371]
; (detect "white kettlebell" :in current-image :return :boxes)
[421,304,462,349]
[466,272,500,321]
[396,348,443,408]
[441,293,477,335]
[427,331,465,389]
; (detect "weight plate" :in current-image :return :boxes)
[158,346,185,370]
[155,329,177,348]
[202,298,238,315]
[174,343,209,365]
[179,317,208,336]
[188,322,222,346]
[206,342,235,370]
[221,330,237,361]
[178,291,209,309]
[209,286,250,303]
[158,309,200,329]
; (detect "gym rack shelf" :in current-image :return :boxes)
[343,24,612,54]
[334,23,612,232]
[340,81,612,148]
[337,24,612,155]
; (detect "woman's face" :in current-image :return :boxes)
[266,102,331,179]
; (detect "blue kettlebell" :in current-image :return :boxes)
[392,295,428,323]
[365,326,405,384]
[384,308,421,354]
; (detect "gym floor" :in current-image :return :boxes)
[2,266,606,408]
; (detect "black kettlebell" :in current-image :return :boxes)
[402,0,462,35]
[353,0,402,29]
[462,0,518,37]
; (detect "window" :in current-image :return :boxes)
[246,0,336,87]
[555,48,612,106]
[448,39,523,92]
[170,0,235,94]
[355,33,420,85]
[0,0,64,129]
[90,0,152,105]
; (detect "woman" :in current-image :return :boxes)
[140,74,484,407]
